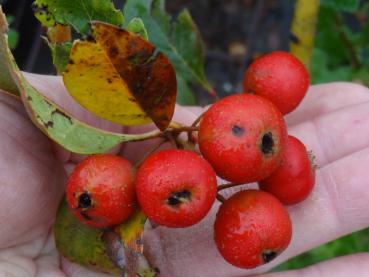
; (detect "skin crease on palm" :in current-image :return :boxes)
[0,73,368,277]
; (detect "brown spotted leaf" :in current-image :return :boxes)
[63,21,177,131]
[0,9,162,154]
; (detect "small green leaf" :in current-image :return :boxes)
[7,28,18,49]
[321,0,360,12]
[0,9,19,96]
[310,48,352,84]
[176,75,196,105]
[45,39,72,73]
[54,198,121,275]
[173,9,209,89]
[315,7,350,67]
[5,15,19,48]
[32,0,57,27]
[32,0,124,35]
[123,0,214,101]
[127,18,149,40]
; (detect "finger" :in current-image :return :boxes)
[0,100,65,248]
[286,82,369,126]
[61,258,113,277]
[188,83,369,126]
[35,234,66,277]
[262,253,369,277]
[0,90,25,115]
[288,101,369,167]
[0,233,64,277]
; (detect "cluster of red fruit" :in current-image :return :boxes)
[66,51,315,269]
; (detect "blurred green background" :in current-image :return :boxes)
[310,0,369,86]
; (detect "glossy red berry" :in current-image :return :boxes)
[243,51,310,114]
[214,190,292,269]
[259,135,315,205]
[66,154,136,228]
[136,149,217,228]
[198,93,287,184]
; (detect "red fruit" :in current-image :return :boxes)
[198,93,287,184]
[214,190,292,269]
[66,154,136,228]
[135,149,217,228]
[243,51,310,114]
[259,135,315,205]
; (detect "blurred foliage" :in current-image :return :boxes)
[310,0,369,85]
[6,15,17,49]
[273,228,369,271]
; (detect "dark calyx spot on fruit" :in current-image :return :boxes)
[262,250,277,264]
[77,192,91,209]
[261,132,274,156]
[232,125,245,137]
[167,190,191,206]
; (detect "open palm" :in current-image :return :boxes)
[0,73,368,277]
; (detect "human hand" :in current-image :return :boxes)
[0,73,368,277]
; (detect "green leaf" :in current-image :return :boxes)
[54,198,121,275]
[0,9,19,96]
[321,0,360,12]
[45,39,72,73]
[315,7,351,67]
[176,75,196,105]
[0,9,162,154]
[310,48,352,84]
[55,199,157,276]
[5,15,18,51]
[16,72,161,153]
[32,0,57,27]
[127,17,149,40]
[7,28,18,49]
[32,0,124,35]
[123,0,213,101]
[173,10,209,88]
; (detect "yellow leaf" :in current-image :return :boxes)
[290,0,320,68]
[63,21,177,130]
